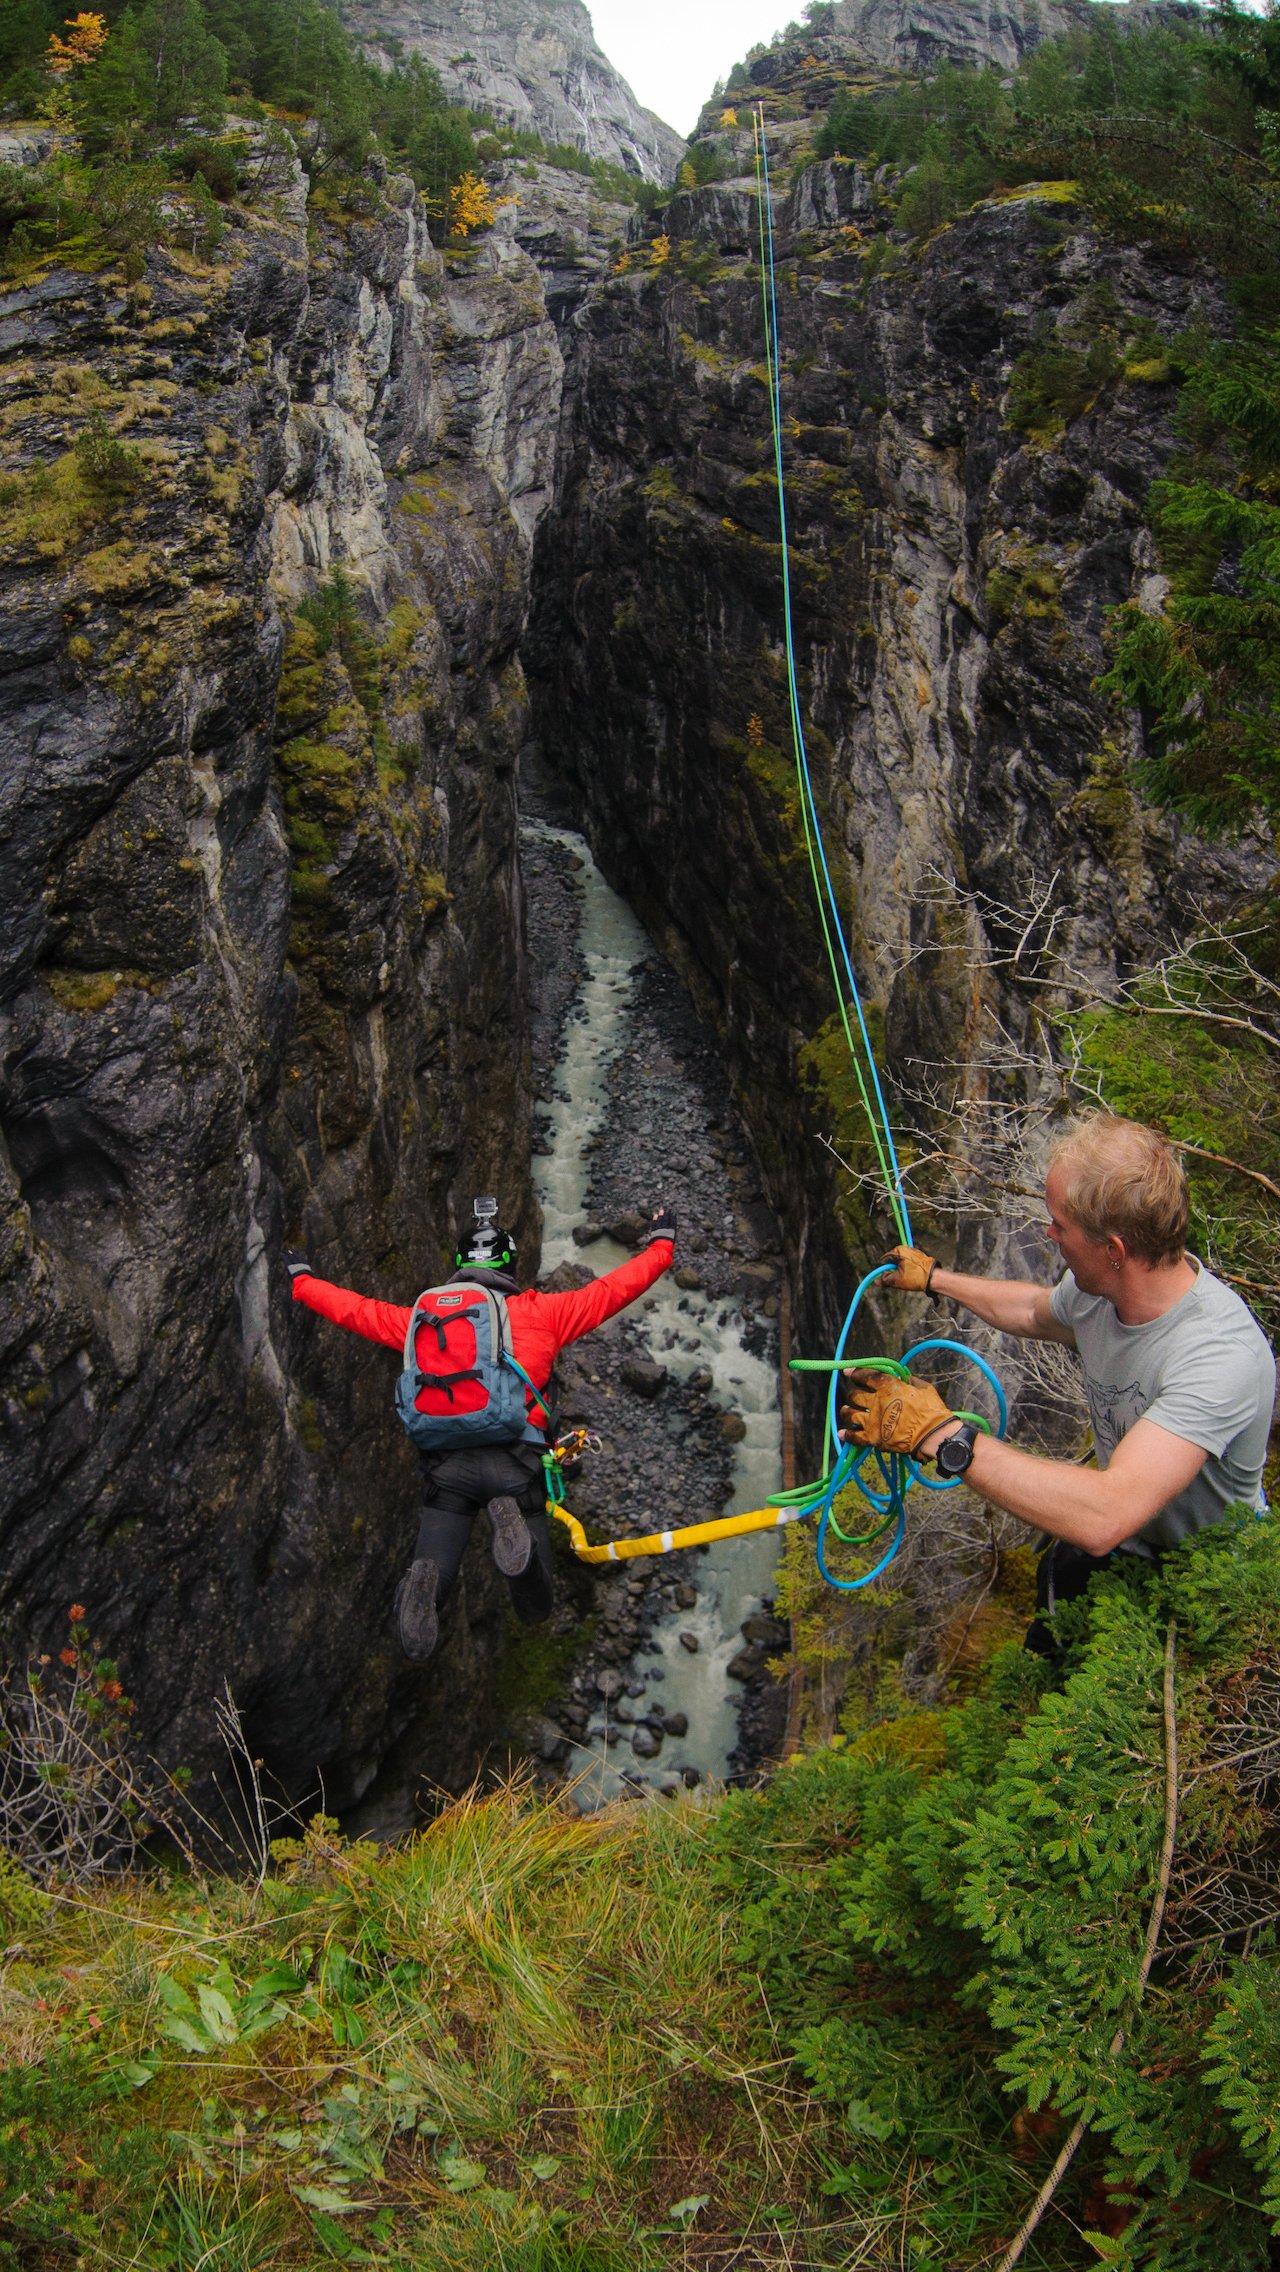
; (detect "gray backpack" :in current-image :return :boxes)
[394,1283,543,1450]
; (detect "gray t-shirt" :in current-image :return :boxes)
[1049,1261,1276,1553]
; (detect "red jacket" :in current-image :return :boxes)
[292,1241,674,1435]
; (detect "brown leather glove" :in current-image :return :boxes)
[839,1370,954,1457]
[882,1242,937,1292]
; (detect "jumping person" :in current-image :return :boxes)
[288,1205,676,1661]
[840,1114,1276,1645]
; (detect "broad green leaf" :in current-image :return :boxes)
[155,1974,199,2019]
[196,1984,239,2042]
[439,2153,486,2192]
[157,2017,209,2054]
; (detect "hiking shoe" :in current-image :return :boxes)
[394,1558,439,1663]
[488,1495,532,1578]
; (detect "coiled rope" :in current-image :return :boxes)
[546,119,1011,1583]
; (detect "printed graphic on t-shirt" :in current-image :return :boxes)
[1085,1373,1148,1460]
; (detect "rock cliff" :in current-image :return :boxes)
[354,0,684,182]
[525,163,1270,1406]
[0,133,562,1820]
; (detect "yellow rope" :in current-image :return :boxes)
[548,1498,805,1564]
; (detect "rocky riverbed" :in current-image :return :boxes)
[506,800,792,1800]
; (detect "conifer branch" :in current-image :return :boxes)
[993,1620,1179,2272]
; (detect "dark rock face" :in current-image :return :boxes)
[800,0,1083,77]
[526,169,1271,1406]
[0,143,562,1820]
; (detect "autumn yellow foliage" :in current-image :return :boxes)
[45,10,107,73]
[449,170,497,236]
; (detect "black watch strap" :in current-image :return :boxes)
[933,1421,979,1477]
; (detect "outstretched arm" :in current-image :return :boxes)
[929,1268,1074,1343]
[884,1243,1074,1343]
[539,1211,675,1351]
[290,1269,413,1353]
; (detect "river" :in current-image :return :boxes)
[522,817,787,1806]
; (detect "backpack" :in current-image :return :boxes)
[394,1283,547,1452]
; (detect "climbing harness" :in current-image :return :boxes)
[543,118,1012,1586]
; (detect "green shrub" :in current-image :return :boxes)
[75,408,144,494]
[1007,312,1122,438]
[713,1522,1280,2269]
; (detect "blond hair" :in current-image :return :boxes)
[1047,1113,1189,1266]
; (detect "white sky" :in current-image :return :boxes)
[584,1,793,138]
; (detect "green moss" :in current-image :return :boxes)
[278,738,359,802]
[0,452,98,559]
[416,866,451,921]
[275,619,328,738]
[797,1007,897,1266]
[396,470,451,519]
[297,1396,325,1453]
[1123,353,1176,385]
[45,970,120,1012]
[1069,738,1140,848]
[984,539,1062,628]
[1006,312,1122,441]
[990,178,1080,207]
[643,463,681,505]
[381,598,431,667]
[492,1605,593,1722]
[0,1852,47,1940]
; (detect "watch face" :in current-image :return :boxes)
[938,1428,973,1476]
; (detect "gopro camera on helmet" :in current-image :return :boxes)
[454,1195,516,1272]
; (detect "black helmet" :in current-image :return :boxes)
[454,1196,517,1273]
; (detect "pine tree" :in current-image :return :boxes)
[1102,330,1280,831]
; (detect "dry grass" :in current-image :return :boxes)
[0,1776,846,2270]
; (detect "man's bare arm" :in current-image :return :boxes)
[923,1415,1207,1553]
[926,1268,1076,1344]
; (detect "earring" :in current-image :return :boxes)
[1110,1259,1122,1272]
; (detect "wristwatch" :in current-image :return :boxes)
[933,1422,979,1478]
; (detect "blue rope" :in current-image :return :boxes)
[772,1268,1010,1593]
[755,119,914,1248]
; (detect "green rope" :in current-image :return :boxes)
[752,109,913,1247]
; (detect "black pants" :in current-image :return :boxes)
[414,1444,554,1625]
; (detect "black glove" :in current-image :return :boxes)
[286,1251,314,1282]
[642,1206,677,1246]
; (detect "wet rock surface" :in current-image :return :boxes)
[527,138,1273,1431]
[0,140,563,1827]
[507,814,790,1796]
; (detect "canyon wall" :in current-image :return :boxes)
[355,0,684,182]
[0,139,562,1815]
[526,156,1269,1422]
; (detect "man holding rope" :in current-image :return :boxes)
[840,1113,1275,1646]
